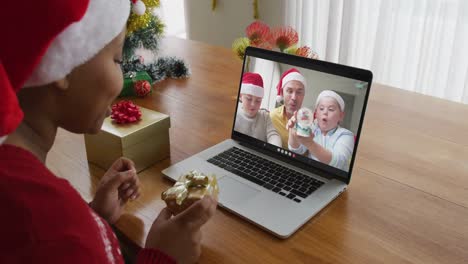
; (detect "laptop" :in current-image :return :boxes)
[162,46,372,238]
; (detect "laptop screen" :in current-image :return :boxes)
[232,47,372,181]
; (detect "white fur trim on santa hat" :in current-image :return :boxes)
[281,72,307,89]
[316,90,345,111]
[0,136,6,145]
[241,84,264,98]
[24,0,130,87]
[276,95,283,104]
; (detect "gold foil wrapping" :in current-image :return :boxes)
[84,106,170,173]
[162,170,219,215]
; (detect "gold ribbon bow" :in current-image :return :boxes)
[162,170,218,205]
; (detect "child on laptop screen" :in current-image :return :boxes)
[287,90,354,171]
[234,73,282,147]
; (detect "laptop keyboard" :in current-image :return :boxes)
[207,147,325,203]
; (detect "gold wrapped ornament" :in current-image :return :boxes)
[162,170,219,215]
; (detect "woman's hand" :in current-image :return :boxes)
[145,196,217,264]
[90,157,140,224]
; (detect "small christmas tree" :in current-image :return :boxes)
[121,0,190,96]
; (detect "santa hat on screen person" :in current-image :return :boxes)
[240,72,264,98]
[315,90,345,111]
[276,68,307,103]
[0,0,131,144]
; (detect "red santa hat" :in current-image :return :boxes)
[0,0,130,143]
[276,68,307,103]
[240,72,264,98]
[315,90,345,111]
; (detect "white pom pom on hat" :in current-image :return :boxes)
[132,0,146,15]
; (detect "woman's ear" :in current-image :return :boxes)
[53,76,70,91]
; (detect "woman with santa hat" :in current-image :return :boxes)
[0,1,216,263]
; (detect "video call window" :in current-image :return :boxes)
[234,56,368,173]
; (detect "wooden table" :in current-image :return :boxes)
[47,37,468,263]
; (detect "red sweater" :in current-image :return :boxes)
[0,144,176,264]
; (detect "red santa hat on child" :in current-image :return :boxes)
[315,90,345,111]
[0,0,130,144]
[276,68,307,103]
[241,72,264,98]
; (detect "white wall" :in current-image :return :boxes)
[159,0,187,38]
[184,0,284,47]
[294,68,368,134]
[247,56,280,110]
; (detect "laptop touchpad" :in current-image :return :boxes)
[218,176,260,204]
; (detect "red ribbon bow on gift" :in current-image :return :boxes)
[111,100,142,124]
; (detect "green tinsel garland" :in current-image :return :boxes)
[123,1,189,85]
[123,18,164,61]
[122,57,191,84]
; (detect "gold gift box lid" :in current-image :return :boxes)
[101,106,170,148]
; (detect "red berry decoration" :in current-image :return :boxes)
[111,100,142,124]
[134,80,151,97]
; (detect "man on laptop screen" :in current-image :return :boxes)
[163,47,372,238]
[234,56,366,174]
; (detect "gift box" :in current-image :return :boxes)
[84,106,170,172]
[162,170,219,215]
[119,71,152,97]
